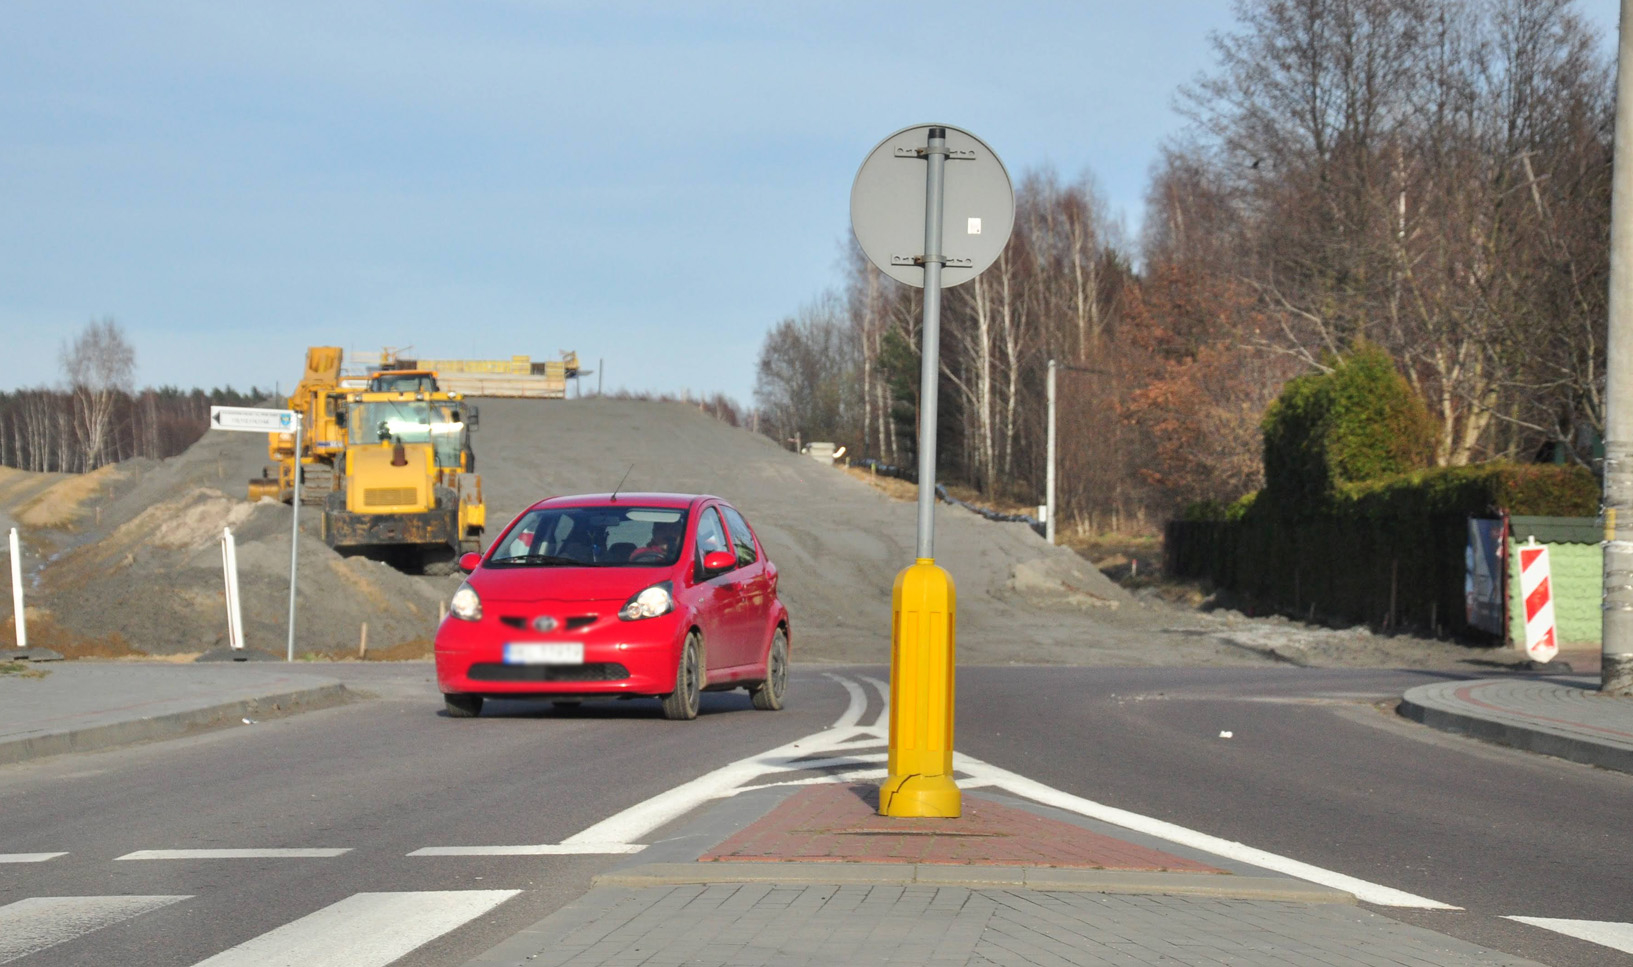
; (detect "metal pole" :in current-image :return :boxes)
[9,527,25,650]
[287,414,302,662]
[1046,359,1058,545]
[915,127,948,560]
[1605,0,1633,694]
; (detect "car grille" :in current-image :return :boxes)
[498,614,599,631]
[467,662,630,682]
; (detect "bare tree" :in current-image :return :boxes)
[61,318,135,472]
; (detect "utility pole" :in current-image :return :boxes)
[287,413,302,663]
[1046,359,1057,545]
[1606,0,1633,695]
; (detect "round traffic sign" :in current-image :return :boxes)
[850,124,1015,288]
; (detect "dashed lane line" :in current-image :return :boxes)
[0,853,66,863]
[117,848,352,860]
[409,844,643,857]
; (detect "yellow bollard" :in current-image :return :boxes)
[880,557,960,817]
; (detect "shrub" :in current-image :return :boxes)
[1261,342,1435,506]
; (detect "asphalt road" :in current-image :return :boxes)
[957,666,1633,967]
[2,665,1629,966]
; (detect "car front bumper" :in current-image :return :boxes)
[434,606,686,698]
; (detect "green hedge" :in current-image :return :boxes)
[1167,463,1599,636]
[1261,342,1436,505]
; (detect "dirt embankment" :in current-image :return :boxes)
[1,396,1522,670]
[1,432,450,660]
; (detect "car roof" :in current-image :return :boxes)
[526,492,717,512]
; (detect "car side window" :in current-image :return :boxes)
[722,507,758,567]
[695,507,731,572]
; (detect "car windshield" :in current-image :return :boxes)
[488,506,689,567]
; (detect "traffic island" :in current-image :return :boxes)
[593,783,1351,904]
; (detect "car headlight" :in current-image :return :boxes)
[618,581,674,621]
[450,583,482,622]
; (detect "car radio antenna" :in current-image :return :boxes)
[610,464,634,503]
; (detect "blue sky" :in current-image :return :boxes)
[1,2,1619,404]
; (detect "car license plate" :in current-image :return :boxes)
[503,643,584,665]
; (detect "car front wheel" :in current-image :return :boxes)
[749,628,788,711]
[660,633,702,721]
[444,693,483,718]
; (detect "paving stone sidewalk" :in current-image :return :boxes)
[469,883,1542,967]
[1400,675,1633,774]
[0,661,354,764]
[463,785,1546,967]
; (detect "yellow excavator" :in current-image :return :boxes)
[250,347,486,572]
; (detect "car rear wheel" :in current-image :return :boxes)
[660,633,702,721]
[750,628,788,711]
[444,693,483,718]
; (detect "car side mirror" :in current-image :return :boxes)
[458,552,481,573]
[702,550,735,572]
[334,409,347,428]
[466,406,480,429]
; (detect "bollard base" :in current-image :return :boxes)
[879,772,961,818]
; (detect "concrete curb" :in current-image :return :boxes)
[595,861,1355,904]
[0,683,355,766]
[1399,680,1633,776]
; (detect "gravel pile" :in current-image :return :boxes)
[9,428,450,659]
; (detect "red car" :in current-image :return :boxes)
[434,492,790,720]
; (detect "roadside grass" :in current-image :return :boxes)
[14,463,123,530]
[0,660,48,679]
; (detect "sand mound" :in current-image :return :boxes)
[15,464,124,529]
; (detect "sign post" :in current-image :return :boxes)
[852,124,1013,818]
[210,406,302,661]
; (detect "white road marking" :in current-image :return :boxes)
[823,672,868,729]
[408,843,643,857]
[117,848,351,860]
[0,852,66,863]
[1506,917,1633,954]
[187,890,518,967]
[951,755,1459,910]
[412,674,881,858]
[412,673,1458,911]
[0,895,189,963]
[860,675,891,730]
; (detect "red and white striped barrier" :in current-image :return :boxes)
[1518,541,1558,663]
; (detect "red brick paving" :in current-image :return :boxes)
[700,783,1222,872]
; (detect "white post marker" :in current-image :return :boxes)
[209,406,301,661]
[8,527,24,650]
[1519,538,1559,663]
[220,527,245,652]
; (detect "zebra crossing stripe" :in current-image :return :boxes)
[1506,916,1633,954]
[0,895,190,964]
[187,890,519,967]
